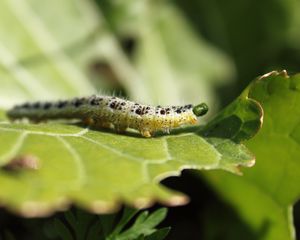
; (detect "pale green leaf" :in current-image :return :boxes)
[0,0,99,108]
[0,0,260,217]
[96,0,235,117]
[0,108,256,216]
[134,3,235,109]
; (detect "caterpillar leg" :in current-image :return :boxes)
[83,117,95,126]
[114,125,127,133]
[140,129,152,138]
[163,128,170,134]
[95,121,112,129]
[31,118,46,124]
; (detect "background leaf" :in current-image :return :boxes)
[0,0,98,107]
[203,71,300,240]
[95,0,235,116]
[145,227,171,240]
[110,208,167,240]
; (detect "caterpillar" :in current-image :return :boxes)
[6,95,208,137]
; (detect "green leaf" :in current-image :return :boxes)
[139,208,167,230]
[201,96,263,143]
[98,213,117,238]
[54,218,74,240]
[54,208,101,240]
[64,210,77,229]
[86,220,103,240]
[74,209,95,240]
[111,208,168,240]
[203,70,300,240]
[0,0,97,108]
[50,207,169,240]
[0,106,257,216]
[134,211,149,226]
[133,3,234,106]
[145,227,170,240]
[109,208,139,236]
[0,0,261,217]
[97,0,235,115]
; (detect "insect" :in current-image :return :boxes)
[7,95,208,137]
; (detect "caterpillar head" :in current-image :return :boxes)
[188,103,208,124]
[193,103,208,117]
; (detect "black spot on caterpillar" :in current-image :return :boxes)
[6,95,208,137]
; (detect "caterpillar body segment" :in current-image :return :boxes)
[7,95,208,137]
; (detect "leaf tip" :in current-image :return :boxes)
[232,156,256,175]
[258,70,289,81]
[164,194,189,206]
[133,197,154,209]
[20,197,69,217]
[90,200,119,214]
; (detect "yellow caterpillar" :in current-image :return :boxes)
[7,95,208,137]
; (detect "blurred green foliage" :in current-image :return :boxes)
[96,0,300,103]
[175,0,300,92]
[0,207,170,240]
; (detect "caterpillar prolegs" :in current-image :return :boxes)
[7,95,208,137]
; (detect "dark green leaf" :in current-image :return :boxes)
[145,227,171,240]
[113,209,167,240]
[54,218,73,240]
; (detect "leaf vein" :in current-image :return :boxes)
[8,0,94,93]
[0,126,89,137]
[56,136,86,186]
[79,135,142,162]
[0,131,28,164]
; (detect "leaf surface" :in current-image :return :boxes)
[0,0,261,217]
[0,105,258,216]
